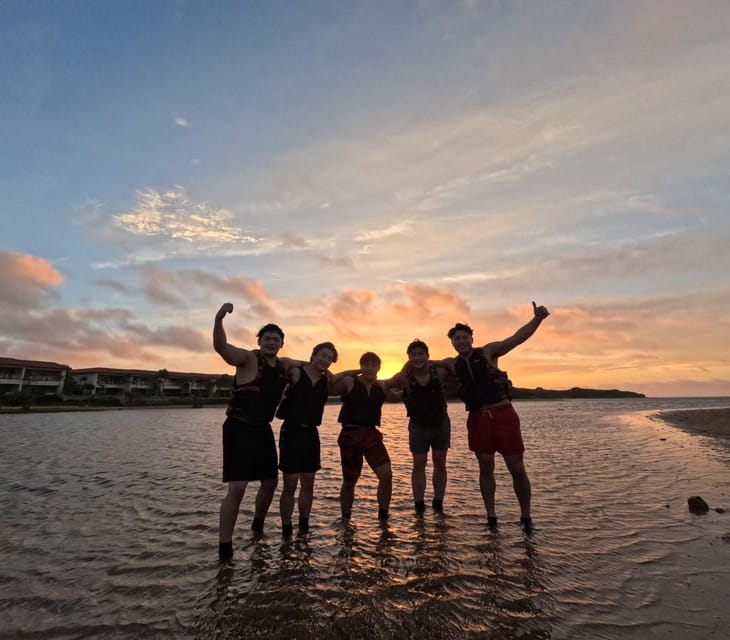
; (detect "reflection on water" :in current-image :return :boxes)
[1,398,729,639]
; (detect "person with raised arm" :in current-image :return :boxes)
[213,302,299,564]
[437,302,550,534]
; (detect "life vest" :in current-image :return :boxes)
[276,366,329,428]
[337,377,385,427]
[454,350,512,411]
[403,365,446,428]
[226,350,287,424]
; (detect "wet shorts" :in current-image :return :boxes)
[222,416,278,482]
[337,426,391,482]
[278,424,321,474]
[408,415,451,454]
[466,402,524,456]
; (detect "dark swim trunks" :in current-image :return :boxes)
[278,425,321,474]
[222,416,278,482]
[337,426,391,481]
[466,402,524,456]
[408,415,451,454]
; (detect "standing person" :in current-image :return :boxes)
[213,302,299,564]
[276,341,339,538]
[385,340,451,515]
[439,302,550,534]
[336,352,393,522]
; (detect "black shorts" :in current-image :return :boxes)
[408,415,451,454]
[222,416,277,482]
[279,425,321,474]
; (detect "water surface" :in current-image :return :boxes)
[1,398,729,639]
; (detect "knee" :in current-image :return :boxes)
[225,482,246,502]
[261,478,278,493]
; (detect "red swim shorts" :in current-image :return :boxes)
[337,426,391,481]
[466,402,524,456]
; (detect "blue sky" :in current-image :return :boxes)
[2,0,730,396]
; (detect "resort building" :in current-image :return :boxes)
[70,367,232,397]
[0,357,68,395]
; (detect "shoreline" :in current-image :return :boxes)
[657,407,730,443]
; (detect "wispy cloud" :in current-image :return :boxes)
[113,187,258,244]
[174,116,189,127]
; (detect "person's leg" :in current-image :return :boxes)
[431,448,448,504]
[364,429,392,519]
[504,453,531,519]
[219,481,247,543]
[340,476,357,517]
[475,450,497,519]
[279,473,299,530]
[298,472,316,520]
[411,452,428,507]
[373,462,393,517]
[338,429,363,518]
[252,476,278,531]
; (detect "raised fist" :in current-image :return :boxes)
[216,302,234,320]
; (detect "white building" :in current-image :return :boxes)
[0,357,68,394]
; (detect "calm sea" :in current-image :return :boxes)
[1,398,729,639]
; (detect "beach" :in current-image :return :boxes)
[657,407,730,443]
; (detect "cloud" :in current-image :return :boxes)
[355,220,413,242]
[0,250,64,307]
[112,187,260,244]
[94,278,135,295]
[174,117,189,127]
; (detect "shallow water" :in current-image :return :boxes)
[1,398,729,639]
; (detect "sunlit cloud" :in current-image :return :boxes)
[0,251,63,307]
[113,187,260,244]
[174,116,189,127]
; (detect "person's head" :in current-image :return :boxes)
[406,339,429,367]
[310,341,338,372]
[257,323,285,355]
[447,322,474,356]
[359,352,381,379]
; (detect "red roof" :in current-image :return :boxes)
[0,357,68,370]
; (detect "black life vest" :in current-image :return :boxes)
[275,366,329,428]
[403,365,446,428]
[226,350,287,424]
[337,377,385,427]
[454,350,512,411]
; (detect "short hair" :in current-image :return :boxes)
[311,341,338,363]
[257,323,285,341]
[406,339,429,356]
[359,351,381,366]
[447,322,473,339]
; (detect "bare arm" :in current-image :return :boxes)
[328,374,354,396]
[213,303,254,366]
[484,301,550,359]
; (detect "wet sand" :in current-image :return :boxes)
[657,407,730,443]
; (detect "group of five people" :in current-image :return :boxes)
[213,301,550,564]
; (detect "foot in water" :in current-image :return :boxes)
[487,516,498,531]
[520,517,534,535]
[218,541,234,565]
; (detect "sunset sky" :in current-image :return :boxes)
[2,1,729,397]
